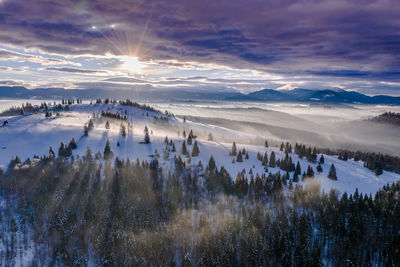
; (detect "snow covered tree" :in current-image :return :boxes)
[230,142,237,156]
[105,120,110,130]
[306,165,314,177]
[293,171,299,182]
[296,161,301,175]
[181,140,187,155]
[83,125,89,136]
[269,151,276,167]
[68,138,77,150]
[262,151,268,166]
[236,151,243,162]
[319,154,325,164]
[192,141,200,157]
[58,142,67,157]
[328,164,337,180]
[49,146,55,159]
[103,139,113,160]
[144,132,150,144]
[265,139,269,148]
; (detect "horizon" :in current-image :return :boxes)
[1,0,400,97]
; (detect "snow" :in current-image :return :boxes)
[0,102,399,196]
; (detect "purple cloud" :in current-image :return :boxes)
[0,0,399,86]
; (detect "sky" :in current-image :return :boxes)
[0,0,400,96]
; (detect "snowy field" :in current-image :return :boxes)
[1,101,399,195]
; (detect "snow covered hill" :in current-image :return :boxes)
[1,101,399,195]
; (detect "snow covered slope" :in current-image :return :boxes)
[1,102,399,195]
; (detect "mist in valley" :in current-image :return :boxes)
[152,101,400,156]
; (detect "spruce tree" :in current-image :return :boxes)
[181,140,187,155]
[105,120,110,130]
[68,138,77,150]
[231,142,237,156]
[269,151,276,167]
[236,151,243,162]
[265,139,269,148]
[83,125,89,136]
[296,161,301,175]
[293,171,299,182]
[192,141,200,157]
[88,119,94,131]
[208,155,216,170]
[319,154,325,164]
[104,139,113,160]
[328,164,337,180]
[58,142,67,157]
[262,151,268,166]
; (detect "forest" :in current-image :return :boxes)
[0,147,399,266]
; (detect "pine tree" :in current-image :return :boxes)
[144,132,150,144]
[328,164,337,180]
[280,142,284,151]
[262,151,268,166]
[192,141,200,157]
[83,125,89,136]
[171,143,176,152]
[49,146,55,158]
[265,139,269,148]
[105,120,110,130]
[68,138,77,150]
[306,165,314,177]
[236,151,243,162]
[181,140,187,155]
[58,142,67,157]
[293,171,299,182]
[208,155,216,170]
[269,151,276,167]
[104,139,113,160]
[231,142,237,156]
[319,154,325,164]
[296,161,301,175]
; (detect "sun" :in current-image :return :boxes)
[120,56,145,73]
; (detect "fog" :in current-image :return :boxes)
[152,101,400,156]
[1,99,399,156]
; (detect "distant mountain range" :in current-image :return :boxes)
[227,88,400,104]
[1,86,400,104]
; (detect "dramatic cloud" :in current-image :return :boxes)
[45,67,106,74]
[0,0,400,94]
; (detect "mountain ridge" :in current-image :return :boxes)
[1,86,400,104]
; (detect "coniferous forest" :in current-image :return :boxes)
[0,151,399,266]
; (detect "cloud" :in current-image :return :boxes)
[44,67,106,74]
[0,0,399,94]
[0,48,79,66]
